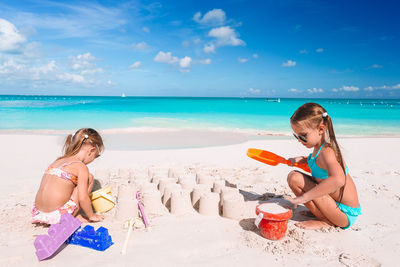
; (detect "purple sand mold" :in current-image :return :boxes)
[34,213,81,261]
[136,191,149,228]
[66,225,113,251]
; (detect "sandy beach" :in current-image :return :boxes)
[0,131,399,266]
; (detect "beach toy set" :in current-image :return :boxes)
[34,214,114,261]
[255,203,293,240]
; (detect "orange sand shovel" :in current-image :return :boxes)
[247,148,311,173]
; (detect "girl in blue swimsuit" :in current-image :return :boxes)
[285,103,361,230]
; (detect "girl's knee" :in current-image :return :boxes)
[287,171,302,187]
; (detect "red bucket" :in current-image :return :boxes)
[255,203,292,240]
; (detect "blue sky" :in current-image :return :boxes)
[0,0,399,98]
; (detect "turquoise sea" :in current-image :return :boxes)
[0,95,399,136]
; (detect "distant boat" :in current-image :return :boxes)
[266,98,280,103]
[121,93,126,97]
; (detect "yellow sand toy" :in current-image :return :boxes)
[89,186,115,213]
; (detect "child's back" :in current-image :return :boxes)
[32,128,105,224]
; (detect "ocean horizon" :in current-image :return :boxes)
[1,95,399,136]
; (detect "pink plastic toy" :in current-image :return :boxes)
[34,213,81,261]
[136,191,149,228]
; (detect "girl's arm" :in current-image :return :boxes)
[288,149,346,205]
[77,165,102,221]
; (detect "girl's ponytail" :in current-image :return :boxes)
[324,113,346,204]
[324,115,345,174]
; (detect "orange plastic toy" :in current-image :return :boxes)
[247,148,311,173]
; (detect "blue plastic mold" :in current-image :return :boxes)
[66,225,113,251]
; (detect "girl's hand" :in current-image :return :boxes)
[288,157,296,166]
[89,214,105,222]
[288,156,302,166]
[284,195,306,209]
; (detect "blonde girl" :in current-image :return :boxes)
[32,128,105,224]
[286,103,361,230]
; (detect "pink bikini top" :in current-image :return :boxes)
[44,161,81,186]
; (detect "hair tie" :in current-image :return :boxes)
[84,134,89,139]
[322,112,328,118]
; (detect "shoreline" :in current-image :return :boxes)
[0,127,400,140]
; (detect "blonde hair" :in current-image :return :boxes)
[58,128,104,160]
[290,102,346,202]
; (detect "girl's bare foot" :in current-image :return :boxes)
[295,220,333,230]
[76,214,89,223]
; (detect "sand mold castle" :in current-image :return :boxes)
[94,167,246,222]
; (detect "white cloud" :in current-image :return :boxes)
[69,52,98,71]
[208,26,245,47]
[203,43,215,53]
[13,2,127,39]
[252,53,259,59]
[154,51,179,64]
[294,24,302,31]
[129,61,141,68]
[142,26,150,33]
[57,73,85,83]
[182,40,190,47]
[0,59,23,75]
[199,58,212,64]
[341,86,359,91]
[282,60,296,67]
[193,9,226,26]
[238,58,248,63]
[363,84,400,91]
[154,51,192,70]
[193,38,201,44]
[33,60,57,74]
[179,56,192,68]
[307,88,323,93]
[248,88,260,94]
[0,18,26,52]
[299,49,308,54]
[316,48,324,53]
[288,88,298,92]
[132,41,150,51]
[368,64,383,69]
[80,68,103,75]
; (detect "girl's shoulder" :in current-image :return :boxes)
[318,144,338,163]
[51,158,86,170]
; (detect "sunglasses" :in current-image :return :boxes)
[293,132,307,143]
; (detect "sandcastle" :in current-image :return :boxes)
[94,167,246,222]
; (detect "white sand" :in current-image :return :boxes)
[259,203,289,214]
[0,131,399,266]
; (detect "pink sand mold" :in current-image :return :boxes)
[66,225,113,251]
[34,213,81,261]
[136,191,149,228]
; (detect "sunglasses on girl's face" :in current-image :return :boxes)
[293,132,307,143]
